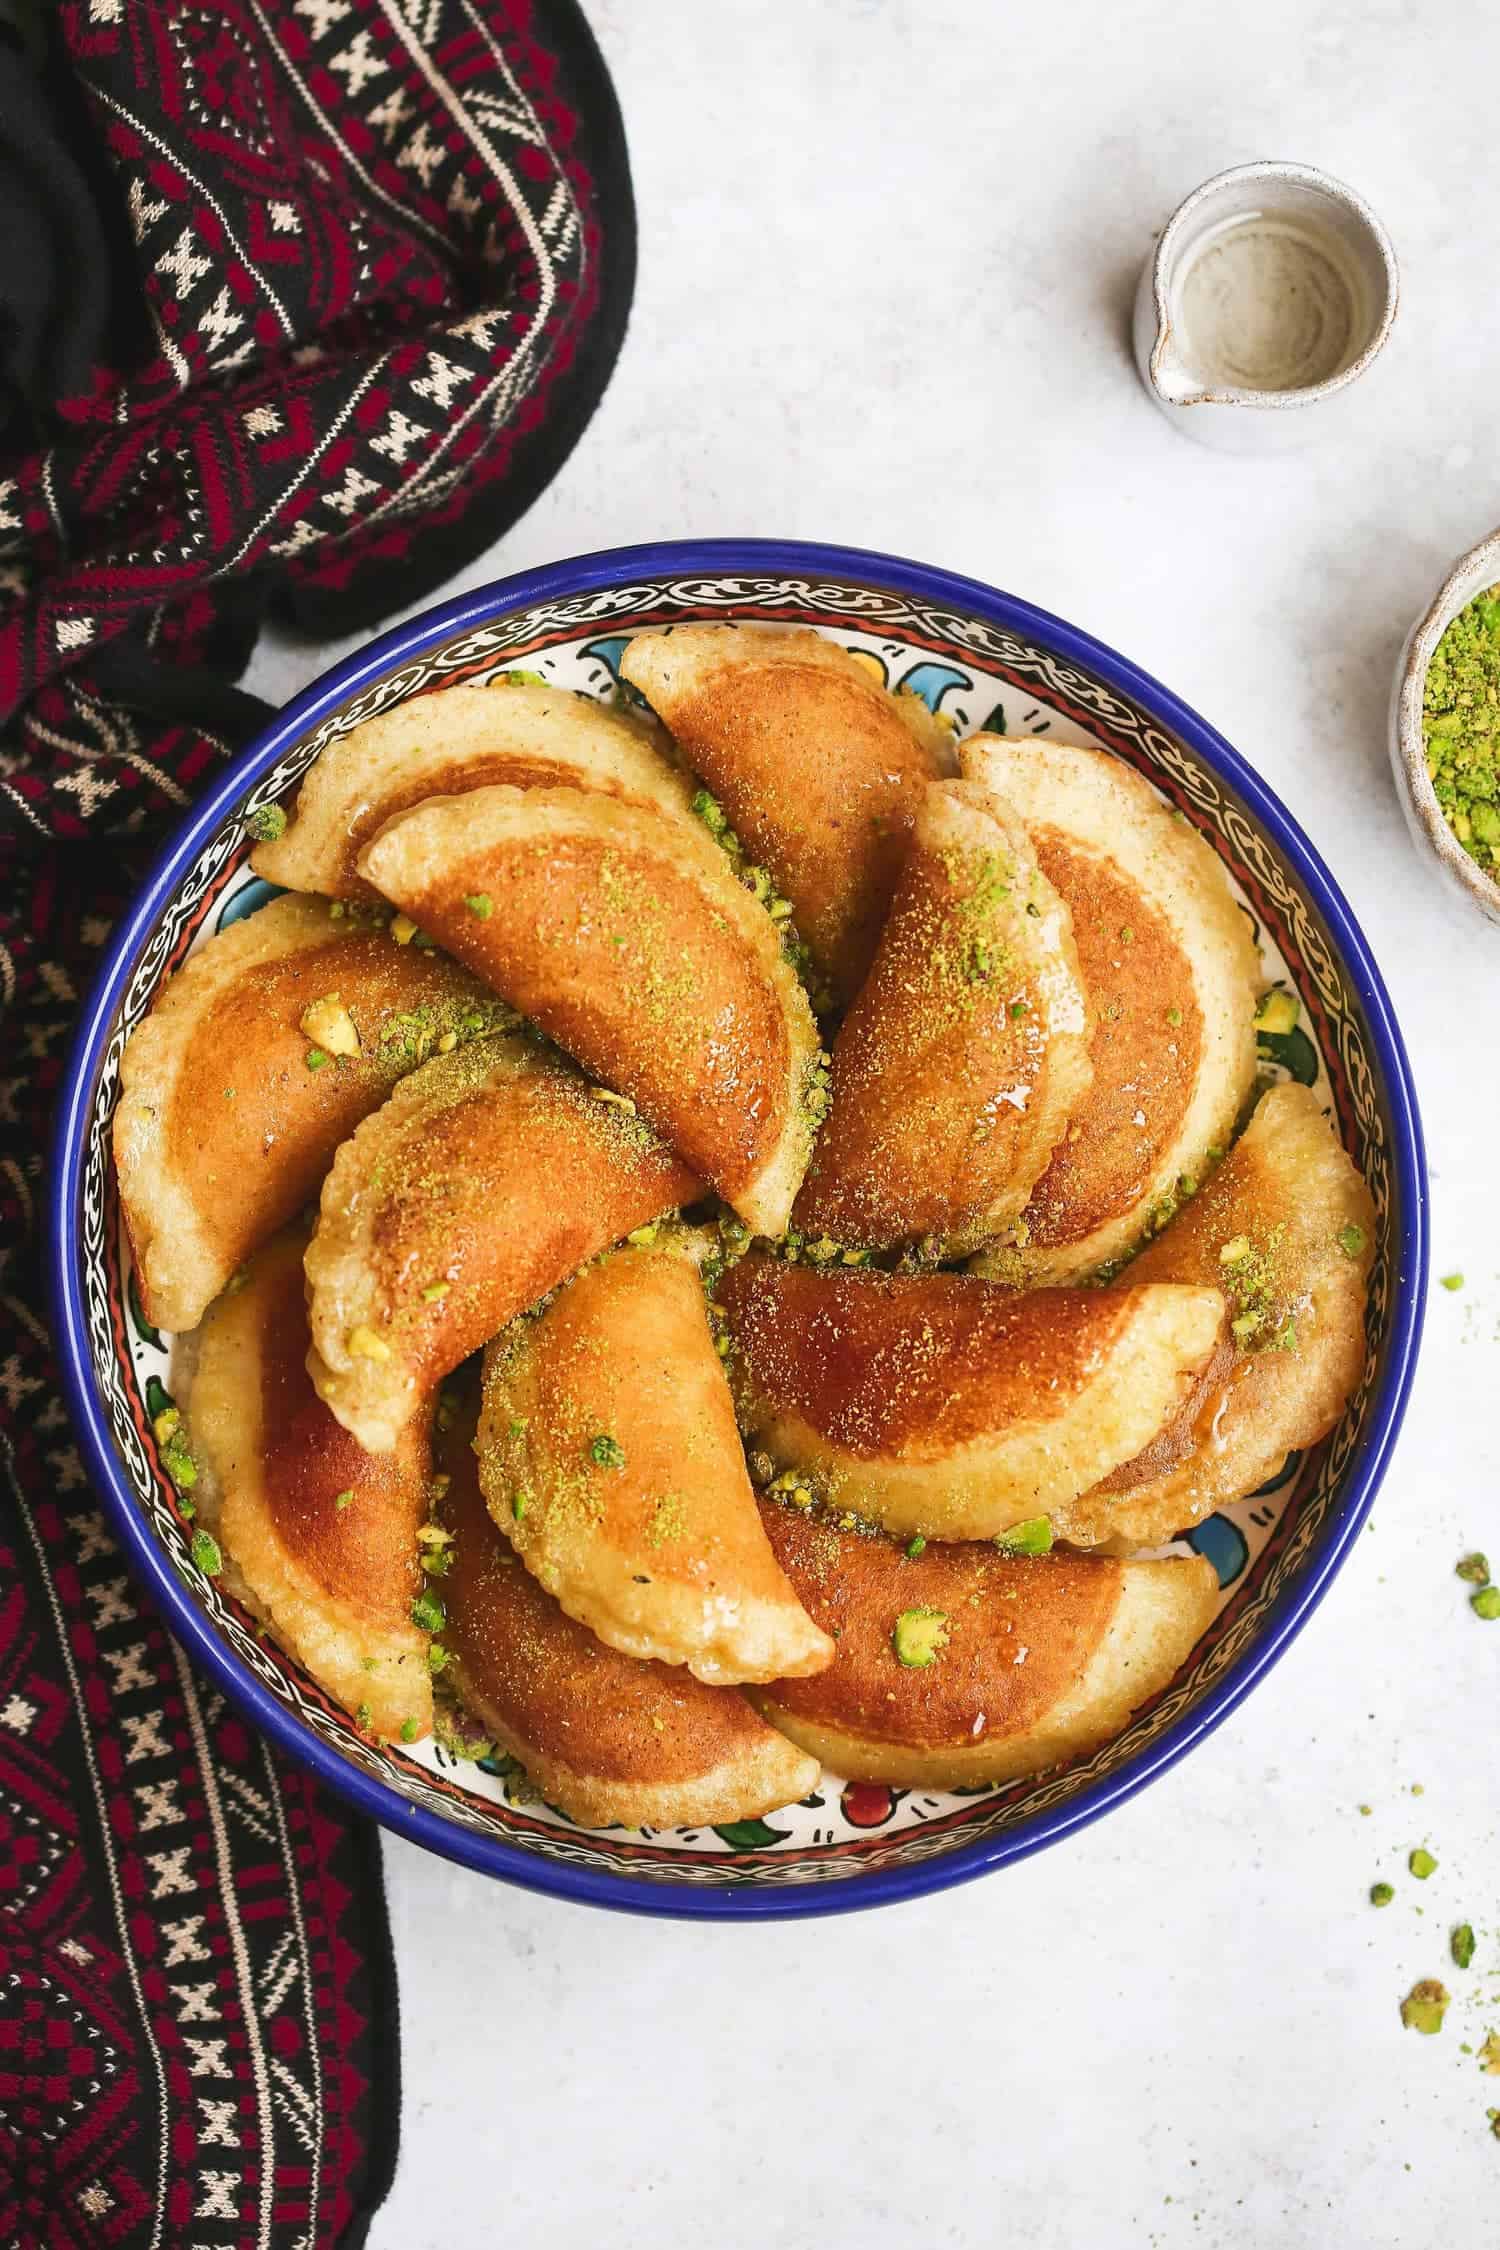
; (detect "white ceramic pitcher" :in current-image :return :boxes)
[1132,161,1399,452]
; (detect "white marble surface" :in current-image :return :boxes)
[247,4,1500,2242]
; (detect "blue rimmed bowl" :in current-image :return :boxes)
[51,539,1427,1919]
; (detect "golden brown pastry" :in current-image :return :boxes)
[476,1235,834,1685]
[358,785,824,1236]
[619,625,952,1008]
[752,1500,1218,1786]
[188,1230,432,1742]
[305,1033,700,1454]
[793,776,1092,1254]
[1090,1081,1375,1541]
[251,678,692,903]
[960,737,1260,1284]
[113,894,508,1334]
[718,1256,1224,1544]
[438,1397,820,1829]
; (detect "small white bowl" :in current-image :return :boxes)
[1391,523,1500,931]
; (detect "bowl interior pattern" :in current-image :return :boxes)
[68,562,1413,1905]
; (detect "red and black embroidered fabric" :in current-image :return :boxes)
[0,1,634,2241]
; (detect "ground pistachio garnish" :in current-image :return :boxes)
[1401,1979,1450,2036]
[893,1606,950,1668]
[153,1407,199,1495]
[1452,1923,1477,1969]
[1216,1224,1295,1350]
[244,801,287,843]
[190,1529,222,1578]
[1422,583,1500,883]
[687,786,830,1005]
[1457,1552,1491,1585]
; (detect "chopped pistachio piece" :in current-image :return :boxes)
[1370,1882,1394,1908]
[1456,1552,1491,1585]
[464,892,493,919]
[355,1702,372,1730]
[1230,1311,1263,1342]
[437,1030,458,1053]
[427,1643,449,1675]
[347,1324,391,1361]
[1400,1979,1450,2035]
[1479,2032,1500,2075]
[893,1606,950,1668]
[627,1223,660,1246]
[410,1590,446,1633]
[1337,1223,1367,1258]
[421,1281,450,1302]
[1254,988,1299,1037]
[152,1406,181,1444]
[589,1433,626,1470]
[1452,1924,1477,1969]
[1410,1848,1437,1880]
[1471,1587,1500,1621]
[399,1717,420,1743]
[996,1516,1053,1556]
[390,913,418,946]
[1218,1235,1252,1266]
[244,801,288,843]
[190,1529,222,1577]
[298,993,361,1057]
[1439,1272,1464,1292]
[333,1489,354,1511]
[906,1535,927,1559]
[512,1492,529,1522]
[304,1046,330,1071]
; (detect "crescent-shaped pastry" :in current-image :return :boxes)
[114,893,511,1334]
[251,678,692,903]
[793,777,1092,1254]
[305,1033,701,1455]
[437,1397,820,1829]
[717,1257,1225,1544]
[358,786,824,1236]
[619,625,952,1009]
[187,1230,432,1743]
[1087,1082,1375,1542]
[476,1237,835,1685]
[960,737,1260,1284]
[752,1500,1218,1786]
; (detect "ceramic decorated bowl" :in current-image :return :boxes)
[1390,520,1500,932]
[51,540,1427,1919]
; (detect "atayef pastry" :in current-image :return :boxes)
[113,892,508,1334]
[358,785,824,1236]
[753,1500,1218,1787]
[437,1396,820,1830]
[305,1033,699,1455]
[961,737,1260,1285]
[188,1230,432,1743]
[793,776,1093,1256]
[619,625,952,1009]
[717,1256,1224,1545]
[476,1234,834,1685]
[251,677,693,904]
[1089,1082,1376,1543]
